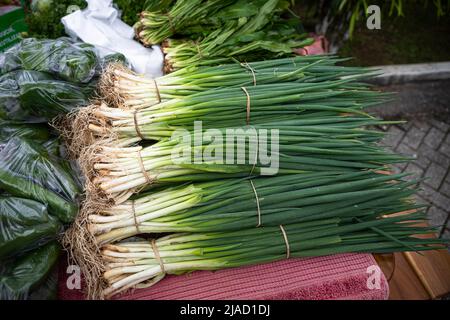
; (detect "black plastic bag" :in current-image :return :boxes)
[0,196,62,259]
[0,242,60,300]
[0,137,80,223]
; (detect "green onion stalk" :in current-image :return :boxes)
[88,171,423,245]
[100,56,376,109]
[101,213,445,297]
[82,124,407,204]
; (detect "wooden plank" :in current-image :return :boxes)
[375,253,430,300]
[402,249,450,298]
[375,247,450,299]
[373,196,450,299]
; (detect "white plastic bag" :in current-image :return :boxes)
[62,0,163,77]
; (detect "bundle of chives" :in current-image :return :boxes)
[88,171,422,245]
[83,125,407,203]
[100,56,374,109]
[101,213,445,297]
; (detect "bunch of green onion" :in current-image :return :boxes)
[61,51,448,300]
[88,79,387,145]
[100,56,374,109]
[84,120,406,203]
[101,213,444,297]
[89,171,422,245]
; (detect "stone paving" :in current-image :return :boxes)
[377,116,450,240]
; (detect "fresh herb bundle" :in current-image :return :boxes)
[136,0,313,72]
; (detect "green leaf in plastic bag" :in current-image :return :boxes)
[1,38,99,83]
[0,137,80,223]
[0,196,62,259]
[0,120,50,144]
[0,242,60,300]
[0,70,93,123]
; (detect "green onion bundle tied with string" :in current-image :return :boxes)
[89,171,425,245]
[73,74,387,154]
[70,78,394,200]
[101,213,445,298]
[99,56,375,110]
[58,48,446,300]
[80,118,406,205]
[66,55,382,157]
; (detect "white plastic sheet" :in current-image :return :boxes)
[61,0,163,77]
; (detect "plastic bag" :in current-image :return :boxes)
[0,242,60,300]
[98,52,128,71]
[28,264,59,300]
[0,70,94,122]
[41,137,85,188]
[42,137,62,156]
[0,196,62,259]
[0,120,50,144]
[0,37,99,83]
[62,0,164,77]
[0,137,80,223]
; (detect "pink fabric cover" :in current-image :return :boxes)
[58,253,389,300]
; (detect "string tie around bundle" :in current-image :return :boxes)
[133,111,145,140]
[151,239,166,274]
[240,62,257,86]
[136,150,152,184]
[195,41,203,58]
[249,180,262,227]
[241,87,251,125]
[249,131,258,176]
[152,79,161,103]
[131,200,141,234]
[279,225,291,259]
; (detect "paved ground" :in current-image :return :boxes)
[377,115,450,241]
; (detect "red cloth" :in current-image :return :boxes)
[58,253,389,300]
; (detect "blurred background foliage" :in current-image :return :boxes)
[15,0,450,65]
